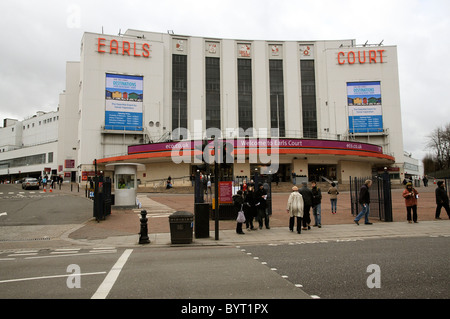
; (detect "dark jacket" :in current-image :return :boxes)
[435,186,449,205]
[299,186,313,206]
[232,194,244,213]
[311,186,322,206]
[359,184,370,205]
[244,190,256,217]
[255,187,267,209]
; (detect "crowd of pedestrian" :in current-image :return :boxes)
[233,177,450,235]
[233,180,341,235]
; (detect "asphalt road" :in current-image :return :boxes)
[0,245,310,301]
[243,236,450,299]
[1,237,448,300]
[0,184,92,226]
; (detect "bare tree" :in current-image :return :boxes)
[426,123,450,171]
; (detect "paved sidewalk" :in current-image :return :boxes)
[81,219,450,248]
[68,187,450,248]
[3,184,448,250]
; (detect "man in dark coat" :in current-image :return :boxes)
[255,183,269,229]
[298,181,313,230]
[354,179,373,225]
[435,181,450,219]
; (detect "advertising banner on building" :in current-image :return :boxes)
[347,81,383,133]
[105,74,143,131]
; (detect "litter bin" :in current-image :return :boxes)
[169,211,194,244]
[194,203,210,238]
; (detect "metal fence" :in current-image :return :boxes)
[350,172,393,222]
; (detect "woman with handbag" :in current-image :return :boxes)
[233,190,245,234]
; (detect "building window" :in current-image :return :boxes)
[300,60,317,138]
[48,152,54,163]
[237,59,253,136]
[205,57,221,131]
[269,60,285,137]
[116,174,135,189]
[172,54,188,138]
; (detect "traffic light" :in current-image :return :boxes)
[194,139,211,172]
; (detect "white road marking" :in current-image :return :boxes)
[50,251,80,255]
[91,249,133,299]
[0,272,106,284]
[25,251,117,260]
[0,212,7,217]
[8,253,37,257]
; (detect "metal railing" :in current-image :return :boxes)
[350,173,392,222]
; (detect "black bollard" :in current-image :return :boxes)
[139,210,150,244]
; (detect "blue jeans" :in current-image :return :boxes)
[355,204,370,224]
[313,203,321,225]
[330,199,337,213]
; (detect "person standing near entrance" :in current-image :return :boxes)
[311,181,322,228]
[291,171,297,185]
[402,182,419,223]
[233,190,245,234]
[244,185,256,230]
[286,186,304,233]
[435,181,450,219]
[354,180,373,225]
[299,181,313,230]
[255,183,269,229]
[328,182,339,214]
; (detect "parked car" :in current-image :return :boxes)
[22,178,39,190]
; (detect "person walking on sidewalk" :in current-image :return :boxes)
[311,181,322,228]
[354,180,373,225]
[286,186,304,234]
[435,181,450,219]
[402,182,419,223]
[328,182,339,214]
[299,181,313,230]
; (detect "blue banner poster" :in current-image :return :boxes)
[105,74,143,131]
[347,81,383,133]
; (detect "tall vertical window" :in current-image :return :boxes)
[300,60,317,138]
[237,59,253,136]
[205,57,221,130]
[172,54,188,138]
[269,60,285,137]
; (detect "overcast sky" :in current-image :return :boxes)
[1,0,449,162]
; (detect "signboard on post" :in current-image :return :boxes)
[219,181,233,204]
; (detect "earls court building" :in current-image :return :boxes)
[1,29,413,186]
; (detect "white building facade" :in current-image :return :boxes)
[1,29,409,185]
[0,111,59,181]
